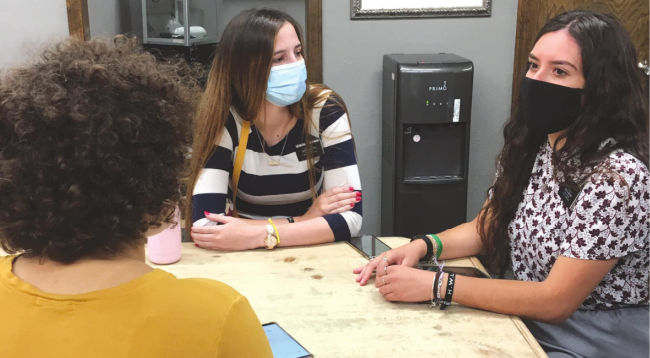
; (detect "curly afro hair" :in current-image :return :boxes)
[0,36,198,263]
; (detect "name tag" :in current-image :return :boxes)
[558,180,580,209]
[295,136,324,161]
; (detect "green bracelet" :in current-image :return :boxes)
[429,234,443,260]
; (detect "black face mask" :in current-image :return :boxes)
[520,77,583,135]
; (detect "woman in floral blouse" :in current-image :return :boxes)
[355,10,648,357]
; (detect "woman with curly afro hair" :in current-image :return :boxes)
[0,37,271,358]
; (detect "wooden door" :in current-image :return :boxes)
[511,0,649,110]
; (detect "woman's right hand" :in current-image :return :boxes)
[353,239,427,286]
[299,186,360,221]
[191,214,265,251]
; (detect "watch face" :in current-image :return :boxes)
[265,235,277,249]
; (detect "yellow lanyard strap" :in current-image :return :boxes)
[231,120,251,216]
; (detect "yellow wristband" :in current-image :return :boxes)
[267,218,280,244]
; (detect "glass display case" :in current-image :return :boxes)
[142,0,218,47]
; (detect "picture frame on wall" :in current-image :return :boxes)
[350,0,492,19]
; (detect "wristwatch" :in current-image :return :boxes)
[264,224,279,249]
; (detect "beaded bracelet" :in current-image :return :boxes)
[430,237,438,263]
[440,272,456,310]
[436,268,445,304]
[428,234,443,260]
[430,272,437,307]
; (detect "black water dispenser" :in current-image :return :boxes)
[381,53,473,237]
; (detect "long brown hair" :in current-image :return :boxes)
[478,10,649,276]
[184,8,339,227]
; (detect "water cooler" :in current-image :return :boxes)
[381,53,473,237]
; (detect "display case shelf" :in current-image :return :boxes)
[142,0,218,47]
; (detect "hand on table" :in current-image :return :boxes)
[375,265,435,302]
[191,213,263,250]
[300,186,360,220]
[353,239,427,285]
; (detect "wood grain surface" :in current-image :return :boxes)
[306,0,323,83]
[66,0,89,41]
[151,239,547,357]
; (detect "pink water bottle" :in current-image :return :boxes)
[147,208,182,265]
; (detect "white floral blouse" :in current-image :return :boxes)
[508,141,649,310]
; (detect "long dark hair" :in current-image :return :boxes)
[478,10,649,276]
[185,8,339,227]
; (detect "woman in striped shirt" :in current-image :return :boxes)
[185,9,362,250]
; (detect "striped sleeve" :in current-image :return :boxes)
[191,115,238,225]
[318,97,363,240]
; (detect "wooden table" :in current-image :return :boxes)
[151,237,547,357]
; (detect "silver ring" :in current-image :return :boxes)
[382,277,386,285]
[383,265,388,274]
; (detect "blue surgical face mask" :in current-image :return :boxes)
[266,59,307,107]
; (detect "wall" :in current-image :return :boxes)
[88,0,125,37]
[322,1,519,235]
[88,0,305,41]
[0,0,69,69]
[215,0,305,40]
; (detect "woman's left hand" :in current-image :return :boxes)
[353,239,427,285]
[190,213,264,250]
[300,186,359,221]
[375,264,435,303]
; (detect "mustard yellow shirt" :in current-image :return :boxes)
[0,255,272,358]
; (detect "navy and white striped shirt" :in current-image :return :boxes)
[192,93,362,241]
